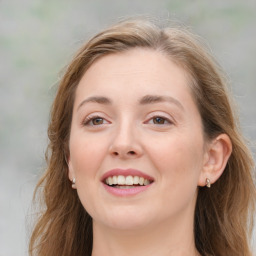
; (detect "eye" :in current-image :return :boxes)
[83,115,109,126]
[146,115,173,126]
[152,117,168,124]
[91,117,104,125]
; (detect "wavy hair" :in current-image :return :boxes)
[29,18,256,256]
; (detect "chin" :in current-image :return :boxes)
[105,218,149,231]
[95,207,153,231]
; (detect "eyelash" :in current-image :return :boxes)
[82,115,109,126]
[82,114,173,127]
[146,115,173,126]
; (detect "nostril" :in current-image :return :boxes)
[111,150,138,158]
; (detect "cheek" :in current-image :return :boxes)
[69,134,109,214]
[147,133,204,184]
[69,134,108,177]
[148,135,204,212]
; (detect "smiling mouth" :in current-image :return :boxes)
[104,175,153,188]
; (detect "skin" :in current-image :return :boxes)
[68,48,232,256]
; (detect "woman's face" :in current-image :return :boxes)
[68,48,207,230]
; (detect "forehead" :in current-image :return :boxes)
[75,48,193,101]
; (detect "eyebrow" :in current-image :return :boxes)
[77,94,184,111]
[77,96,112,110]
[139,95,184,111]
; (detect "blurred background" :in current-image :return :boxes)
[0,0,255,255]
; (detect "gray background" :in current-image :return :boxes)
[0,1,255,255]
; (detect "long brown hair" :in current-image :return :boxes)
[29,18,256,256]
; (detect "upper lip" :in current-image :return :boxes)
[101,168,154,182]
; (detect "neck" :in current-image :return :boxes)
[91,211,200,256]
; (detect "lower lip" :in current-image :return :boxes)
[102,183,153,197]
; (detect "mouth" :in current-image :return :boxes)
[101,169,154,195]
[104,175,153,188]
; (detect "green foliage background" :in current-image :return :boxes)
[0,0,255,255]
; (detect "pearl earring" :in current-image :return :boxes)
[206,178,211,188]
[71,178,76,189]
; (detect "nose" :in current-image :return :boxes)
[109,121,143,159]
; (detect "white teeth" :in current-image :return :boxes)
[112,176,117,184]
[133,176,139,184]
[117,175,126,185]
[108,177,113,185]
[105,175,151,186]
[144,179,150,185]
[139,177,144,185]
[125,176,133,185]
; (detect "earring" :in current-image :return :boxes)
[71,178,76,189]
[206,178,211,188]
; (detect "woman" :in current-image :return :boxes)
[29,18,256,256]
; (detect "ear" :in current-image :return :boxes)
[67,156,77,189]
[198,134,232,187]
